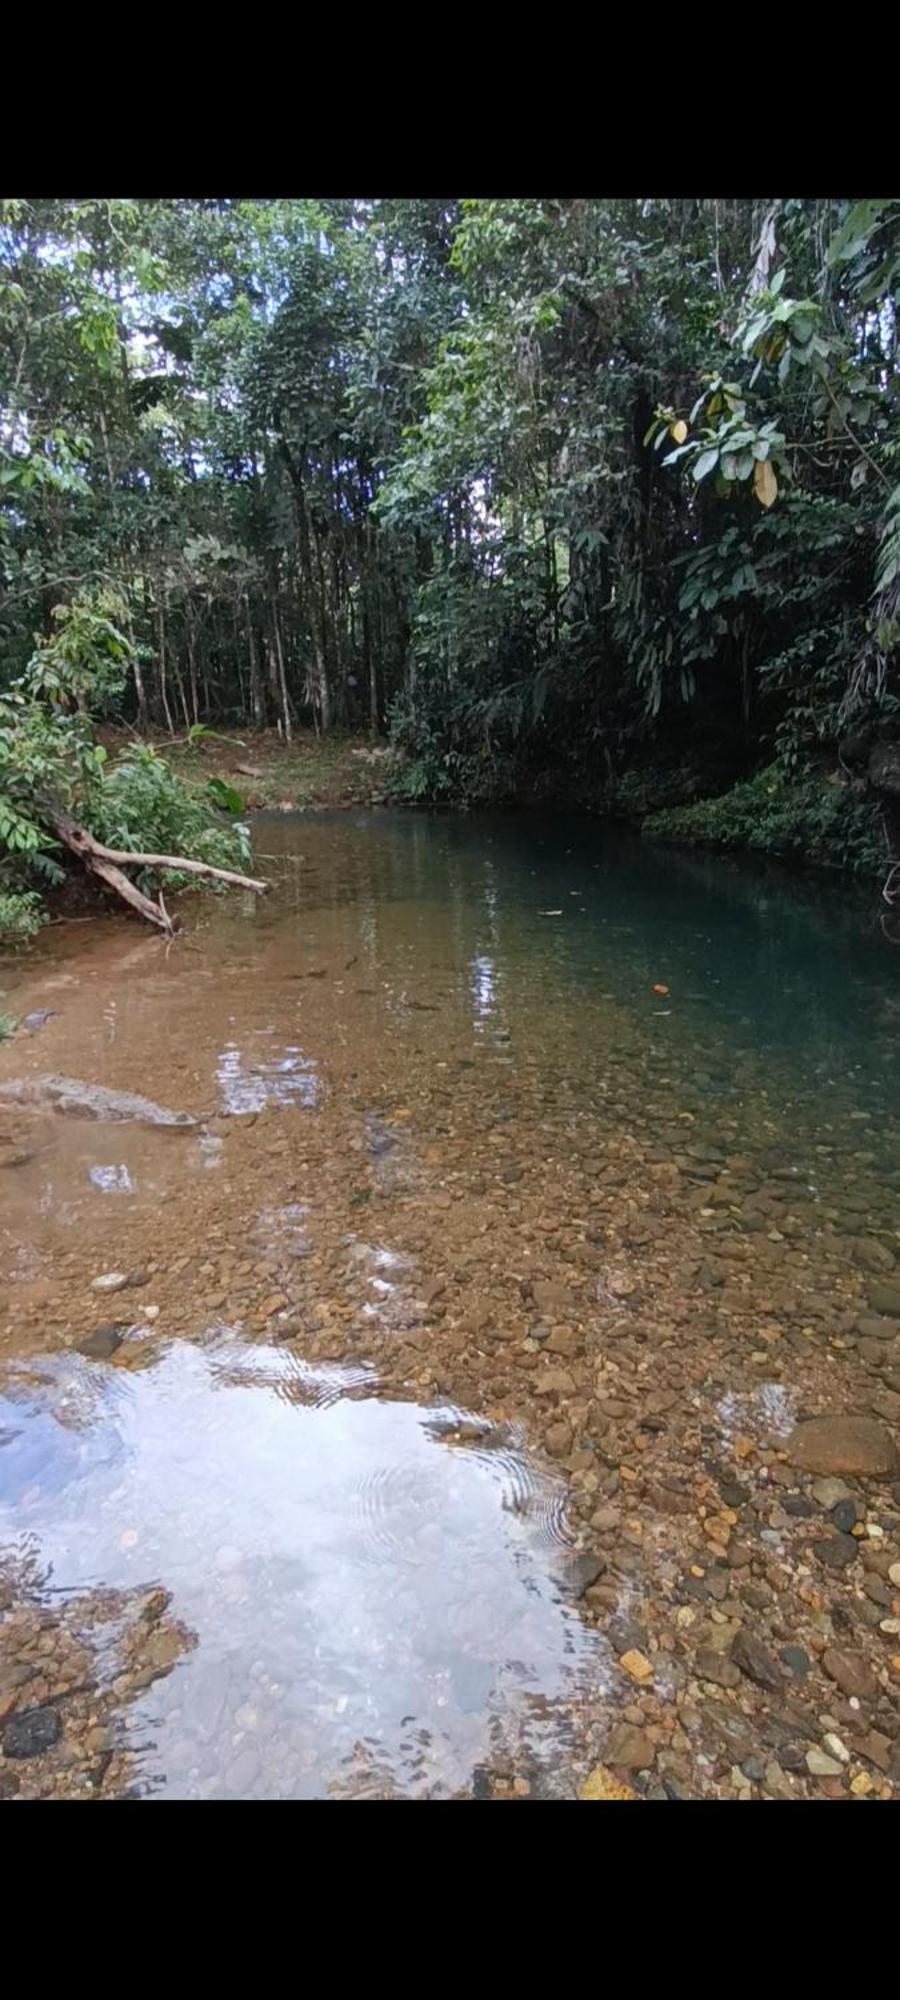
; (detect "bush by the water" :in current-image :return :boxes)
[644,767,887,877]
[86,745,251,888]
[0,889,48,945]
[0,615,251,945]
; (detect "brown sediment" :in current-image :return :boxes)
[0,811,898,1800]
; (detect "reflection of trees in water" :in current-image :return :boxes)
[0,1536,52,1601]
[642,837,898,1051]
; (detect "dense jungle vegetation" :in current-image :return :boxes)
[1,196,899,942]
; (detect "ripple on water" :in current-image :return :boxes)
[0,1338,605,1798]
[210,1344,377,1410]
[422,1413,573,1550]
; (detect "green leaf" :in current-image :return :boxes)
[207,777,245,816]
[827,198,892,268]
[692,448,720,483]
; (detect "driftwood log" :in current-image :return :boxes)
[49,810,268,934]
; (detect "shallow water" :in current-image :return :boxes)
[1,811,898,1800]
[0,1338,598,1798]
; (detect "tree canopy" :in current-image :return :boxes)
[1,195,899,936]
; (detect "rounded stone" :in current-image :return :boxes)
[3,1707,62,1758]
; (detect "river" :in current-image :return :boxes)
[1,810,898,1799]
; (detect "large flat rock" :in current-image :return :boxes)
[787,1415,898,1478]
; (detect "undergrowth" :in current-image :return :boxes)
[644,766,887,877]
[0,890,48,947]
[86,745,251,890]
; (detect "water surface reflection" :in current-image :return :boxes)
[0,1339,604,1798]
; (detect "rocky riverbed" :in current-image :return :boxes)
[1,811,899,1799]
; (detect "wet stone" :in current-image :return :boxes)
[807,1748,844,1779]
[702,1704,756,1763]
[561,1552,606,1599]
[3,1707,62,1758]
[811,1478,853,1510]
[75,1323,126,1361]
[857,1317,898,1343]
[604,1724,655,1771]
[781,1645,812,1678]
[813,1533,860,1571]
[696,1649,740,1689]
[867,1282,900,1318]
[731,1629,784,1692]
[822,1648,878,1702]
[790,1417,898,1479]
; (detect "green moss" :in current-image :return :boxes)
[644,767,886,878]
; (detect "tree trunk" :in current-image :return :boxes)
[172,643,191,732]
[156,580,174,735]
[276,430,331,731]
[124,576,149,731]
[272,599,292,742]
[186,605,200,725]
[246,594,264,726]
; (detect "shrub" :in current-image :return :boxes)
[86,745,250,886]
[644,765,886,877]
[0,890,47,947]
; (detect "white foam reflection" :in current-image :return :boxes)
[217,1038,320,1114]
[89,1164,135,1195]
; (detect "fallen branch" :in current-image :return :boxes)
[88,853,177,932]
[48,809,269,933]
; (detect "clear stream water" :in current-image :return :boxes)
[0,812,898,1798]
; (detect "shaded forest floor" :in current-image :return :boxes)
[100,727,400,813]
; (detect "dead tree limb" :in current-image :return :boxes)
[48,809,269,933]
[86,853,177,932]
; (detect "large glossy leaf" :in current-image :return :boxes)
[692,448,720,483]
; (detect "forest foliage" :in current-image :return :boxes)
[1,195,899,936]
